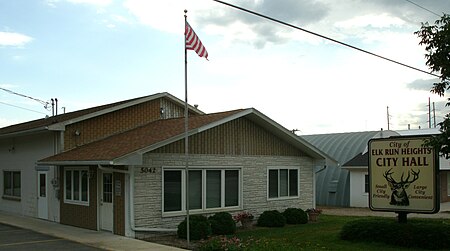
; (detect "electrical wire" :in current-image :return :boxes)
[0,87,50,110]
[212,0,441,79]
[0,101,48,115]
[402,0,442,18]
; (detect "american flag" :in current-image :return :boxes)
[185,21,208,60]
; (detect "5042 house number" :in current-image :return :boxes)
[140,167,156,174]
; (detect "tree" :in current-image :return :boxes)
[415,14,450,158]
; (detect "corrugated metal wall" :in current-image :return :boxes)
[304,131,380,207]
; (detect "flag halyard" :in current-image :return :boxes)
[185,21,208,60]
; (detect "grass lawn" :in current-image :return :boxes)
[223,214,450,251]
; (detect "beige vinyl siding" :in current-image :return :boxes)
[152,118,305,156]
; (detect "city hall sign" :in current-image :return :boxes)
[368,136,439,214]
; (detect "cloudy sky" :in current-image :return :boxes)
[1,0,449,135]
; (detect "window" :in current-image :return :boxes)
[102,173,113,203]
[268,168,299,199]
[64,168,89,205]
[189,170,202,210]
[206,170,221,208]
[163,168,240,214]
[163,170,182,212]
[3,171,21,198]
[364,174,369,193]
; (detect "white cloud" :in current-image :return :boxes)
[124,0,215,33]
[0,83,18,89]
[336,13,405,29]
[0,32,33,47]
[66,0,112,6]
[44,0,59,8]
[111,14,130,24]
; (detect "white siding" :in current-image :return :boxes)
[0,131,60,221]
[349,169,369,207]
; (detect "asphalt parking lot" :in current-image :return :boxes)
[0,223,103,251]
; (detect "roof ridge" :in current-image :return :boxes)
[303,130,381,137]
[0,92,181,135]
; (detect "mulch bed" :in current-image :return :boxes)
[143,227,253,250]
[144,233,201,250]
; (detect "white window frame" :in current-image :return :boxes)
[267,166,300,200]
[2,170,21,199]
[64,167,89,206]
[162,167,242,216]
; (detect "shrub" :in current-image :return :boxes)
[282,208,308,224]
[233,211,254,222]
[257,210,286,227]
[198,236,245,251]
[208,212,236,235]
[340,218,450,250]
[177,215,211,240]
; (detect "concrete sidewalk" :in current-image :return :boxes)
[0,211,184,251]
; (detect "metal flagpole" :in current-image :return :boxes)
[183,9,190,247]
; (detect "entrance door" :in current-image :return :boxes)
[37,171,48,220]
[100,172,113,232]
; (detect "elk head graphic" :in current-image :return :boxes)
[383,168,420,206]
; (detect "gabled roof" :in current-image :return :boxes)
[302,130,400,165]
[342,152,368,168]
[0,92,203,138]
[38,108,327,166]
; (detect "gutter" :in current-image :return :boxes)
[315,165,327,174]
[313,163,327,209]
[0,126,49,139]
[97,165,176,234]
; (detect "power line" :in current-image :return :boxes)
[0,87,50,110]
[402,0,441,18]
[0,101,48,115]
[212,0,441,79]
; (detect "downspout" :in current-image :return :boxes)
[97,165,176,234]
[313,162,327,208]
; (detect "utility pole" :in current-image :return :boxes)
[428,97,431,128]
[433,102,436,128]
[387,106,390,130]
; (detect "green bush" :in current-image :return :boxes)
[177,215,211,240]
[282,208,308,224]
[340,218,450,250]
[208,212,236,235]
[198,236,245,251]
[257,210,286,227]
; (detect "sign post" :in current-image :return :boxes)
[368,136,440,222]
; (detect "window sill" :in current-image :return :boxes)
[2,195,21,201]
[63,200,89,206]
[267,196,299,201]
[163,206,241,218]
